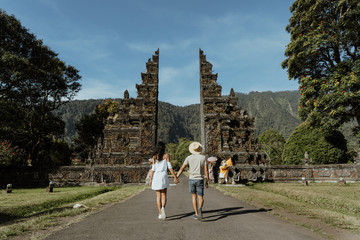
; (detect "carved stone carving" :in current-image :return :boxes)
[94,49,159,165]
[199,49,262,164]
[302,152,313,165]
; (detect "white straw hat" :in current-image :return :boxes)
[189,142,203,155]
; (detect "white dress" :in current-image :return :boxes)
[151,157,170,190]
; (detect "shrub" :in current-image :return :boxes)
[258,129,285,165]
[49,140,73,166]
[282,122,350,165]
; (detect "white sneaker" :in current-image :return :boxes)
[161,207,166,219]
[158,214,162,219]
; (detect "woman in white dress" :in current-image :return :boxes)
[148,142,179,219]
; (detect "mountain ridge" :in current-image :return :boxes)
[56,90,302,144]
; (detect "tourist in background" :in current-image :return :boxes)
[148,142,179,220]
[176,142,209,220]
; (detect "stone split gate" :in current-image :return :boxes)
[50,49,360,185]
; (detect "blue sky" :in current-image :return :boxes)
[2,0,298,106]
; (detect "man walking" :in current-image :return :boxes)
[177,142,209,220]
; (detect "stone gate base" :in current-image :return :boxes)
[49,163,360,186]
[49,165,150,187]
[234,163,360,183]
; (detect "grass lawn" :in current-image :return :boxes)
[216,182,360,238]
[0,185,146,239]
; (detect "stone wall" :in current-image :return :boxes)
[233,163,360,183]
[49,165,150,187]
[49,164,359,186]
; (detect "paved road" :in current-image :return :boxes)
[46,175,323,240]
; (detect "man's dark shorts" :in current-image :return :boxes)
[189,179,204,196]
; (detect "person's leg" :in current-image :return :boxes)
[189,179,199,218]
[160,188,167,208]
[156,190,162,215]
[191,193,198,215]
[159,188,167,219]
[198,195,204,208]
[194,179,205,220]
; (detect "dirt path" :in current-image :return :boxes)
[46,176,325,240]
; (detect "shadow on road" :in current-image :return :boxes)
[202,207,271,222]
[166,207,271,222]
[166,212,194,220]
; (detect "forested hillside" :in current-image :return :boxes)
[235,91,301,138]
[56,91,303,143]
[157,102,201,143]
[55,99,106,141]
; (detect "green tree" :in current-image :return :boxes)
[94,99,119,119]
[165,143,180,170]
[282,122,349,165]
[282,0,360,136]
[0,10,81,166]
[74,113,104,161]
[174,138,192,163]
[0,140,25,166]
[258,129,285,165]
[49,140,73,166]
[74,100,119,161]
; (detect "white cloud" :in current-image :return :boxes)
[226,32,288,61]
[159,67,181,84]
[195,11,289,62]
[177,38,199,50]
[159,60,198,85]
[50,35,113,62]
[75,78,136,100]
[158,60,199,106]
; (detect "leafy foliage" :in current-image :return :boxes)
[158,102,201,143]
[282,122,350,165]
[73,100,119,161]
[258,129,285,165]
[282,0,360,135]
[49,140,72,166]
[55,99,106,142]
[94,99,119,119]
[164,138,192,171]
[0,140,25,166]
[0,10,81,167]
[174,138,192,163]
[165,143,180,170]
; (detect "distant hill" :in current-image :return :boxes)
[56,90,301,143]
[55,99,106,141]
[55,90,357,148]
[235,91,301,139]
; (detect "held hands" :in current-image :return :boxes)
[205,180,209,188]
[149,179,152,187]
[174,177,179,184]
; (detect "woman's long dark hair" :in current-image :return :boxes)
[153,141,165,160]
